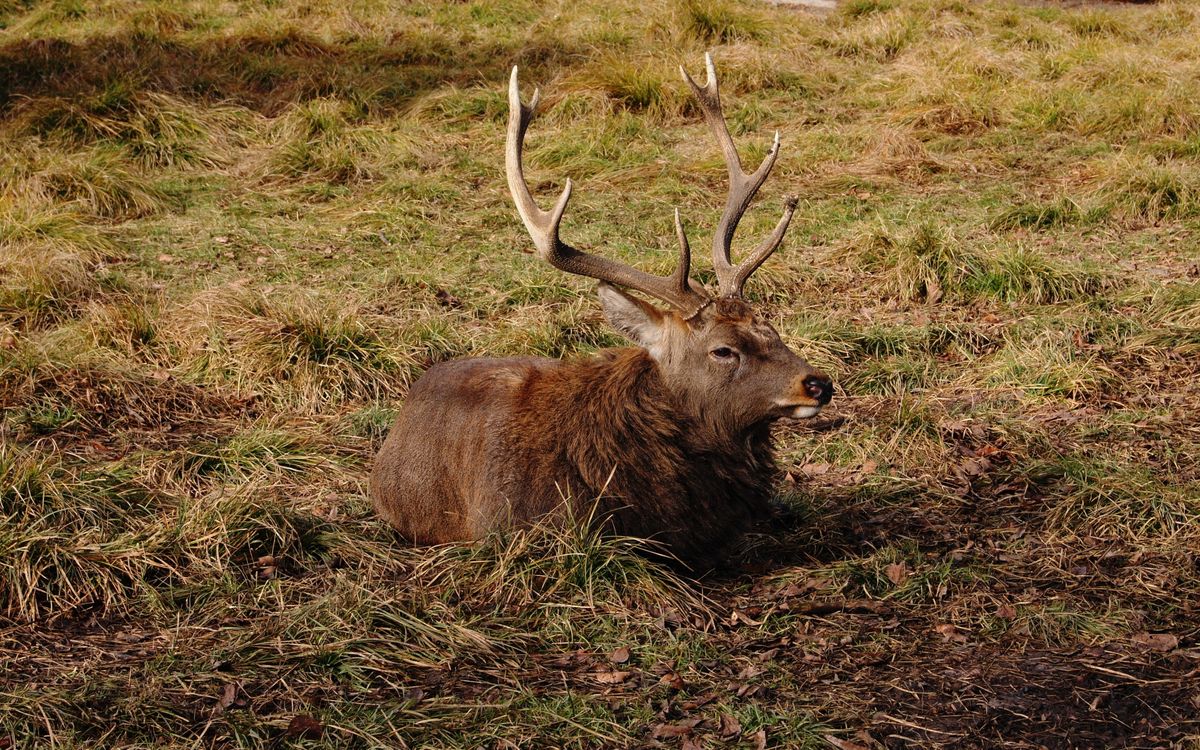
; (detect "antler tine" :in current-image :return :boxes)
[681,53,796,298]
[506,67,710,316]
[671,208,693,302]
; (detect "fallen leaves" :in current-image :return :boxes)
[824,735,870,750]
[609,646,631,664]
[718,712,742,739]
[935,623,969,644]
[285,715,324,740]
[995,604,1017,620]
[651,718,700,739]
[884,562,909,586]
[592,670,632,685]
[800,462,831,478]
[658,670,686,691]
[215,682,247,713]
[1131,632,1179,653]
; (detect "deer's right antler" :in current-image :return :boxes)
[681,53,799,299]
[506,67,711,318]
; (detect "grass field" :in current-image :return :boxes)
[2,0,1199,747]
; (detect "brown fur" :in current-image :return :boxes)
[371,294,831,571]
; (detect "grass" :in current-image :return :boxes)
[2,0,1199,748]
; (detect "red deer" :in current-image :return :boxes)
[370,55,833,569]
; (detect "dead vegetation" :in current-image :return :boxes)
[1,0,1199,748]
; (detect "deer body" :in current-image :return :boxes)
[371,346,775,566]
[370,56,833,569]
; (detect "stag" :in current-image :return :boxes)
[371,55,833,569]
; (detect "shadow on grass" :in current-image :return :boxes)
[0,28,584,115]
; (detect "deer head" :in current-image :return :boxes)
[506,54,833,437]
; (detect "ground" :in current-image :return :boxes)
[1,0,1199,748]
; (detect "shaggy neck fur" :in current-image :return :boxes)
[513,347,777,568]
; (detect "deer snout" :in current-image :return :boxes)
[773,368,834,419]
[803,374,834,406]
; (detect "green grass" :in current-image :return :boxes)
[3,0,1199,747]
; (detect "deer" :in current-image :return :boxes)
[370,54,833,570]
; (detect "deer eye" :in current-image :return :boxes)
[710,346,739,362]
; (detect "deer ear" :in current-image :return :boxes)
[597,281,667,350]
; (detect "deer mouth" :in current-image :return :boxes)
[773,401,823,419]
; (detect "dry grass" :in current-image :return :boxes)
[2,0,1199,747]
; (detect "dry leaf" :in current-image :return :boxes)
[749,728,768,750]
[658,671,685,690]
[682,737,705,750]
[801,462,831,477]
[777,582,804,598]
[736,664,765,681]
[680,692,718,711]
[995,604,1017,619]
[593,670,631,684]
[652,719,700,738]
[216,682,244,712]
[1131,632,1179,652]
[609,646,631,664]
[958,456,991,478]
[884,562,908,586]
[285,715,324,739]
[935,623,968,643]
[824,735,868,750]
[719,712,742,739]
[925,275,943,304]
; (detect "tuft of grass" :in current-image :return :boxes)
[981,601,1124,646]
[413,508,714,638]
[987,330,1115,400]
[991,196,1084,230]
[20,89,236,168]
[857,222,985,303]
[841,355,941,396]
[841,0,896,19]
[175,426,324,485]
[586,62,677,116]
[832,545,985,604]
[267,98,405,186]
[825,8,916,61]
[0,444,356,622]
[0,243,112,328]
[0,196,117,258]
[1088,155,1200,225]
[0,447,157,620]
[0,145,169,220]
[971,245,1108,304]
[1067,9,1128,39]
[172,287,418,409]
[678,0,764,44]
[1040,457,1200,542]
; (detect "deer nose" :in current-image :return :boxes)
[803,375,834,405]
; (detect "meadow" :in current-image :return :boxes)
[1,0,1198,747]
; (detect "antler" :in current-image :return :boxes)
[506,67,711,317]
[681,53,798,299]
